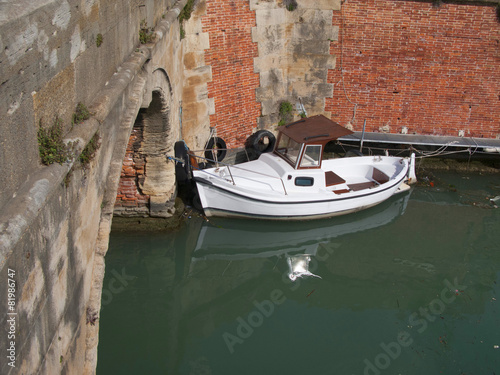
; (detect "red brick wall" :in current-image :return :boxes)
[202,0,261,148]
[326,0,500,138]
[114,126,150,215]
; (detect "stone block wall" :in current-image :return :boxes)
[114,0,215,216]
[0,1,188,374]
[326,0,500,137]
[252,0,341,130]
[181,0,215,149]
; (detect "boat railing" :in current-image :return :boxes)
[190,152,288,195]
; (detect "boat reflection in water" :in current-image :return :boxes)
[98,172,500,375]
[191,190,411,280]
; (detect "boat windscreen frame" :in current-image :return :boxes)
[274,132,324,170]
[297,144,323,169]
[273,114,354,169]
[274,132,303,168]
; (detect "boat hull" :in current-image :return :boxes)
[194,160,409,220]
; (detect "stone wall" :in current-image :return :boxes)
[252,0,341,129]
[0,0,193,373]
[113,115,151,217]
[113,0,214,216]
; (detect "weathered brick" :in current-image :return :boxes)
[115,123,149,211]
[202,0,261,148]
[326,0,500,138]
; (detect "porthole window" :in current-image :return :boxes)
[295,177,314,186]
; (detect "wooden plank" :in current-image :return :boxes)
[325,171,346,186]
[348,181,377,191]
[333,189,350,195]
[372,168,389,184]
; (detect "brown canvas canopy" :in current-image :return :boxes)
[277,114,353,145]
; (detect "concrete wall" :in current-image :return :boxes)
[0,0,192,373]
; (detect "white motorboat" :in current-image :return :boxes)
[192,115,415,220]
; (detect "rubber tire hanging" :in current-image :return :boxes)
[205,137,227,162]
[245,130,276,158]
[174,141,191,183]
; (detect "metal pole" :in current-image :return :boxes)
[360,119,366,153]
[179,101,183,140]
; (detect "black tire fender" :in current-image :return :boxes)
[205,136,227,162]
[245,130,276,156]
[174,141,191,183]
[192,189,203,211]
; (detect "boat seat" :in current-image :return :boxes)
[348,181,378,191]
[372,168,389,184]
[333,189,350,195]
[325,171,346,186]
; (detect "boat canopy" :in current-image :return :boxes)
[274,115,354,169]
[277,114,354,146]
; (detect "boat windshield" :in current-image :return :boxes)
[275,133,302,166]
[299,145,322,168]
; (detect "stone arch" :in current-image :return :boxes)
[128,68,175,218]
[138,68,177,217]
[114,69,179,218]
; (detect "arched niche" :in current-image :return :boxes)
[138,68,177,217]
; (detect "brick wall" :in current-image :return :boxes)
[202,0,261,148]
[114,123,150,216]
[326,0,500,138]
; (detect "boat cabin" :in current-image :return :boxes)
[274,115,354,170]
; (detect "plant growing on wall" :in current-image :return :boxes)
[38,118,72,165]
[284,0,298,11]
[96,33,103,47]
[139,20,155,44]
[278,101,294,126]
[72,102,91,126]
[179,0,195,39]
[79,132,101,167]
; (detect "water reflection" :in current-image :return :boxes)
[192,191,410,282]
[287,254,321,281]
[98,173,500,375]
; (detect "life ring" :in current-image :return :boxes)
[204,136,227,162]
[174,141,191,183]
[245,130,276,157]
[345,149,363,157]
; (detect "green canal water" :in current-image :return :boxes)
[97,172,500,375]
